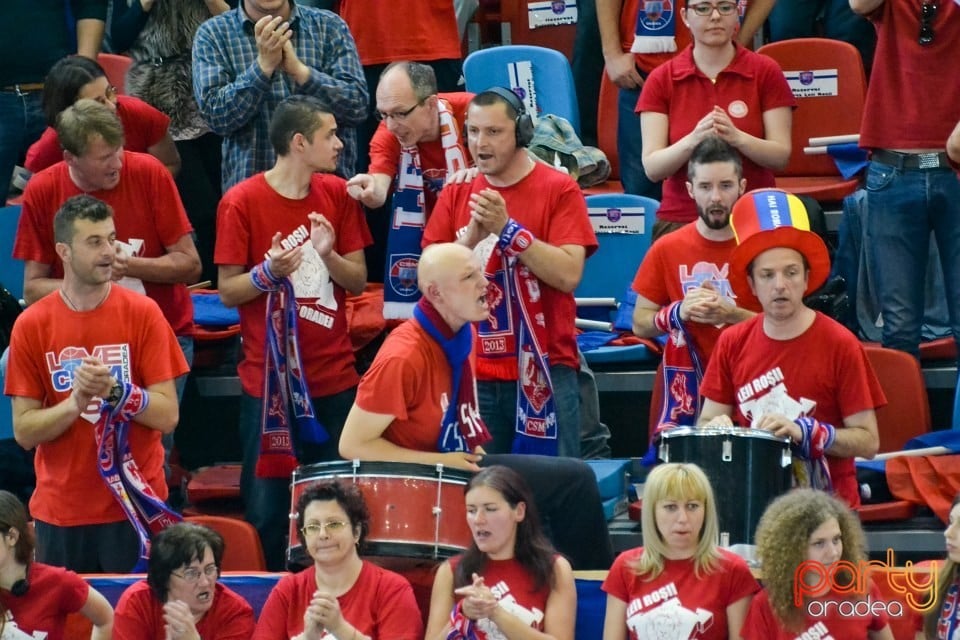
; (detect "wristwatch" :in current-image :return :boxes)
[106,381,123,405]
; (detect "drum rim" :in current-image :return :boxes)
[657,425,791,444]
[292,460,475,482]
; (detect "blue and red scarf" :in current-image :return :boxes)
[96,383,181,572]
[413,298,492,452]
[384,100,468,319]
[477,224,558,456]
[251,263,328,479]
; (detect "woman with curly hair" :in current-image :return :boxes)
[744,488,894,639]
[255,479,423,640]
[424,465,577,640]
[601,463,758,639]
[921,493,960,639]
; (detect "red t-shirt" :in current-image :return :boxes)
[367,92,473,218]
[631,222,738,360]
[423,162,598,372]
[25,95,171,173]
[602,547,759,640]
[742,583,888,639]
[860,0,960,150]
[4,286,189,526]
[637,44,796,223]
[214,172,372,398]
[113,580,255,640]
[254,562,423,640]
[618,0,693,74]
[355,319,452,451]
[448,556,552,633]
[0,563,89,640]
[14,151,195,336]
[699,313,887,508]
[339,0,461,65]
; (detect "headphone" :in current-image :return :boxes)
[470,86,535,148]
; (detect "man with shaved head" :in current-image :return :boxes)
[339,243,614,569]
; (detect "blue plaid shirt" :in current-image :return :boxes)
[193,3,367,191]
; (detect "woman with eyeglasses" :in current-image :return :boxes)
[424,465,577,640]
[743,489,893,640]
[255,479,423,640]
[24,55,180,176]
[636,0,796,238]
[0,490,113,639]
[112,522,255,640]
[601,463,758,640]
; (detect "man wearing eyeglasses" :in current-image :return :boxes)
[192,0,367,192]
[850,0,960,360]
[596,0,774,200]
[347,61,472,317]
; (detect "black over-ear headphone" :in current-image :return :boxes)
[472,86,535,148]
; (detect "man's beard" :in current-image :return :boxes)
[698,204,730,230]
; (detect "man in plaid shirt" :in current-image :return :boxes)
[192,0,368,191]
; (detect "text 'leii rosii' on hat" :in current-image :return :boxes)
[728,188,831,312]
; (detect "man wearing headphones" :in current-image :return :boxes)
[422,89,597,458]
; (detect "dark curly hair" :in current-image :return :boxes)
[294,479,371,551]
[147,523,224,603]
[454,466,558,591]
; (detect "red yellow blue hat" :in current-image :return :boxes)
[729,188,831,312]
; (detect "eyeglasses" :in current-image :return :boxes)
[918,1,937,45]
[301,521,348,536]
[92,85,118,106]
[687,2,738,16]
[171,564,219,583]
[375,100,424,123]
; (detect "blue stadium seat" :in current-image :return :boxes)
[575,194,659,365]
[0,206,24,441]
[463,44,580,134]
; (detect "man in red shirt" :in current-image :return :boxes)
[6,194,188,572]
[632,137,753,430]
[698,189,884,508]
[215,95,371,570]
[347,61,470,312]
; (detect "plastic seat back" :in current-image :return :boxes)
[185,515,267,572]
[463,44,580,133]
[97,53,133,95]
[863,345,931,453]
[757,38,866,179]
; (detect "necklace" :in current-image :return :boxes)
[60,284,111,312]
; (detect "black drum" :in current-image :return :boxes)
[288,460,474,568]
[657,426,792,547]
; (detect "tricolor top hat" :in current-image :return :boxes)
[729,188,831,312]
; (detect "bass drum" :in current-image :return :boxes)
[657,426,792,547]
[288,460,473,568]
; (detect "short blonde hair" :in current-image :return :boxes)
[56,98,123,157]
[633,463,721,579]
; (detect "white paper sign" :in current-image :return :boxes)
[588,206,647,234]
[783,69,839,98]
[507,61,539,123]
[528,0,578,29]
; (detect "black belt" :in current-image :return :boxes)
[871,148,951,170]
[1,83,44,94]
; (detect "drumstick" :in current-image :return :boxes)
[188,280,213,290]
[807,134,860,147]
[803,146,829,156]
[855,445,950,462]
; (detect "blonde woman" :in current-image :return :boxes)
[601,463,758,639]
[744,489,894,639]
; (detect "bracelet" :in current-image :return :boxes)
[654,301,681,333]
[250,259,283,292]
[103,381,150,421]
[498,218,534,258]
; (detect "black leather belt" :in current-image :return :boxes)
[871,148,951,170]
[1,83,44,94]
